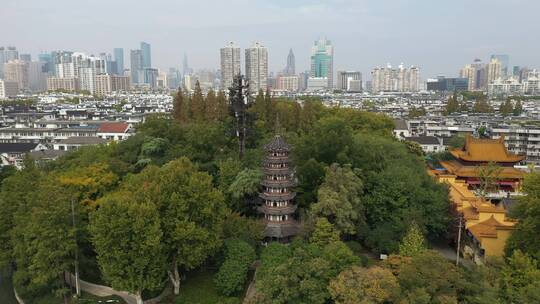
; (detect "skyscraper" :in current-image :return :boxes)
[114,48,124,75]
[337,71,362,91]
[371,63,420,93]
[220,41,241,90]
[487,58,502,84]
[245,42,268,94]
[310,38,334,89]
[19,54,31,62]
[4,60,29,90]
[490,54,509,76]
[140,42,151,69]
[130,49,143,84]
[182,53,191,76]
[284,49,295,76]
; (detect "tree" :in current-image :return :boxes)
[227,168,263,213]
[329,266,400,304]
[0,164,41,271]
[513,100,523,116]
[214,239,256,296]
[444,93,460,115]
[215,90,229,121]
[506,171,540,260]
[250,89,266,122]
[404,140,425,157]
[500,250,540,303]
[172,87,188,123]
[190,80,206,121]
[311,164,365,236]
[477,162,503,198]
[409,107,426,118]
[473,95,494,113]
[310,217,340,246]
[222,212,264,246]
[500,98,514,116]
[128,158,228,295]
[90,193,166,304]
[13,180,77,303]
[205,88,217,121]
[256,241,359,304]
[398,223,427,257]
[264,88,275,129]
[397,251,461,303]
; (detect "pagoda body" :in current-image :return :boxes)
[258,135,299,241]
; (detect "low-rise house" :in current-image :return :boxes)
[405,136,444,153]
[97,122,132,141]
[53,136,108,151]
[0,142,48,168]
[28,149,67,165]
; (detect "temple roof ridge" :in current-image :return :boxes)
[449,135,524,163]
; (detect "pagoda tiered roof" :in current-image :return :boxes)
[264,220,299,238]
[259,192,296,201]
[261,179,297,188]
[264,135,291,152]
[263,167,293,175]
[257,205,298,215]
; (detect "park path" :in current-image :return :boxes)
[243,261,260,304]
[65,272,138,304]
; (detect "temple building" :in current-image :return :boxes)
[258,135,299,242]
[439,135,524,196]
[430,135,524,263]
[443,174,516,262]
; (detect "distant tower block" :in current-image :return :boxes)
[258,135,299,242]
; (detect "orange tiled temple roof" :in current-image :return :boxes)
[449,135,524,163]
[468,215,514,239]
[440,160,524,179]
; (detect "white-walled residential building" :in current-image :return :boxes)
[276,75,299,92]
[306,77,328,91]
[371,63,420,93]
[220,42,241,90]
[405,136,444,153]
[97,122,132,140]
[245,42,268,94]
[53,136,108,151]
[488,77,523,96]
[0,142,48,168]
[0,79,19,98]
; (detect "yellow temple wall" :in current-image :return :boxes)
[481,230,512,257]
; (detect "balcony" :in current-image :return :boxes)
[257,204,297,215]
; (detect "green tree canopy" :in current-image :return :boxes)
[398,223,427,257]
[90,192,166,304]
[329,266,401,304]
[311,164,365,236]
[506,171,540,260]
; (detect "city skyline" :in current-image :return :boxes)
[2,0,540,77]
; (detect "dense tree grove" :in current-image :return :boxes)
[0,92,537,303]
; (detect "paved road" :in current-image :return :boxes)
[431,243,474,269]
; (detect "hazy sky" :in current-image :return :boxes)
[2,0,539,78]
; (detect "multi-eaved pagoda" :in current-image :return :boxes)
[258,135,299,242]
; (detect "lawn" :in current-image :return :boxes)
[176,268,243,304]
